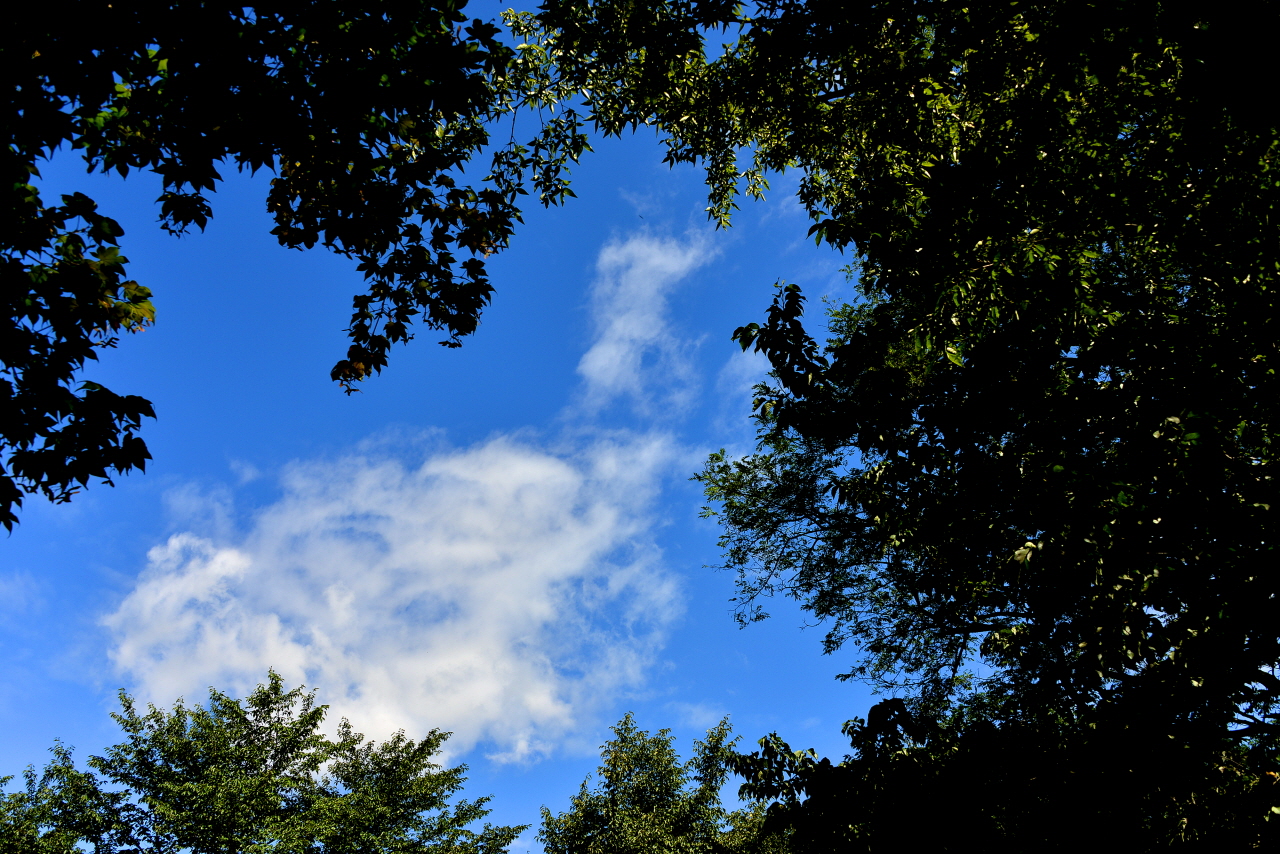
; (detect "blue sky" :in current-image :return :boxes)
[2,85,877,842]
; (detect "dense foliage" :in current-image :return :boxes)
[539,714,784,854]
[0,672,523,853]
[8,0,1279,845]
[517,0,1280,846]
[3,0,587,528]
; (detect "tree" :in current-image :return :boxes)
[538,714,785,854]
[3,0,587,528]
[516,0,1280,846]
[728,696,1279,851]
[0,671,525,853]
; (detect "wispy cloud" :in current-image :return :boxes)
[104,230,713,761]
[105,435,681,761]
[666,700,730,731]
[0,571,39,625]
[576,232,714,416]
[104,229,727,763]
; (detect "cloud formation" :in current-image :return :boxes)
[105,231,714,761]
[0,571,38,624]
[106,434,680,760]
[576,233,713,414]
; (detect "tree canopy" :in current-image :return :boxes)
[1,671,524,853]
[539,713,784,854]
[507,0,1280,845]
[3,0,587,528]
[8,0,1279,842]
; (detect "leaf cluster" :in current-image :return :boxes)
[540,714,787,854]
[516,0,1280,844]
[0,671,524,854]
[730,698,1279,851]
[2,186,155,530]
[4,0,595,526]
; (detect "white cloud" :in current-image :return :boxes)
[0,571,39,623]
[576,232,714,415]
[161,482,236,540]
[228,458,263,485]
[104,433,682,762]
[666,700,730,731]
[104,230,720,763]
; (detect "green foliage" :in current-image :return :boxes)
[730,698,1280,852]
[675,0,1280,742]
[517,0,1280,846]
[1,185,156,530]
[539,714,785,854]
[0,671,524,853]
[3,0,590,528]
[10,0,1279,840]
